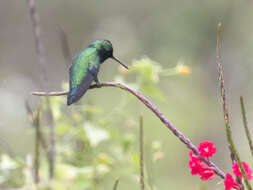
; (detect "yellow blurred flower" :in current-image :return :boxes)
[72,112,81,122]
[160,60,191,76]
[96,153,114,165]
[152,141,162,151]
[52,106,61,120]
[176,63,191,75]
[153,151,165,161]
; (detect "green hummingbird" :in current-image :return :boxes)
[67,40,128,106]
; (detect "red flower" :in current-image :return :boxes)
[188,141,251,190]
[199,167,215,180]
[197,141,216,158]
[189,151,202,162]
[189,159,203,175]
[232,161,252,180]
[188,150,215,180]
[224,173,240,190]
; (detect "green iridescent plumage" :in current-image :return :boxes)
[70,48,99,89]
[67,40,128,105]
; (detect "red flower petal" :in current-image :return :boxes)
[199,167,215,180]
[189,159,203,175]
[224,173,240,190]
[189,151,202,163]
[197,141,216,158]
[188,142,217,181]
[232,161,253,180]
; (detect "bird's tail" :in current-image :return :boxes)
[67,93,75,106]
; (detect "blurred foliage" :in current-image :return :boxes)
[0,58,189,190]
[2,0,253,189]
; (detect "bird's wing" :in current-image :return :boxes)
[67,62,99,105]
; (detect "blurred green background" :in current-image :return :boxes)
[1,0,253,189]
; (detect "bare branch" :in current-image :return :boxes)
[32,81,226,179]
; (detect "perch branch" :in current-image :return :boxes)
[32,81,226,179]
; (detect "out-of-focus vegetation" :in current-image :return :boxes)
[0,58,187,190]
[1,0,253,189]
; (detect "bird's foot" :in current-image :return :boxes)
[95,79,102,88]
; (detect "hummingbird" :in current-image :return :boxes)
[67,40,128,106]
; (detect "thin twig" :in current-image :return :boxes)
[27,0,47,86]
[216,22,251,190]
[31,81,226,179]
[145,144,154,190]
[33,90,68,96]
[113,178,120,190]
[240,96,253,158]
[25,100,48,153]
[216,22,235,163]
[46,106,55,179]
[140,115,145,190]
[33,107,40,184]
[27,0,55,179]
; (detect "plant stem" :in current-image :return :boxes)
[32,81,226,179]
[216,22,251,190]
[27,0,55,179]
[216,22,235,163]
[33,107,40,184]
[113,178,120,190]
[240,96,253,158]
[140,115,145,190]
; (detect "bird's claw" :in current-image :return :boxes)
[95,81,102,88]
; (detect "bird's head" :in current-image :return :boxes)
[90,40,128,69]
